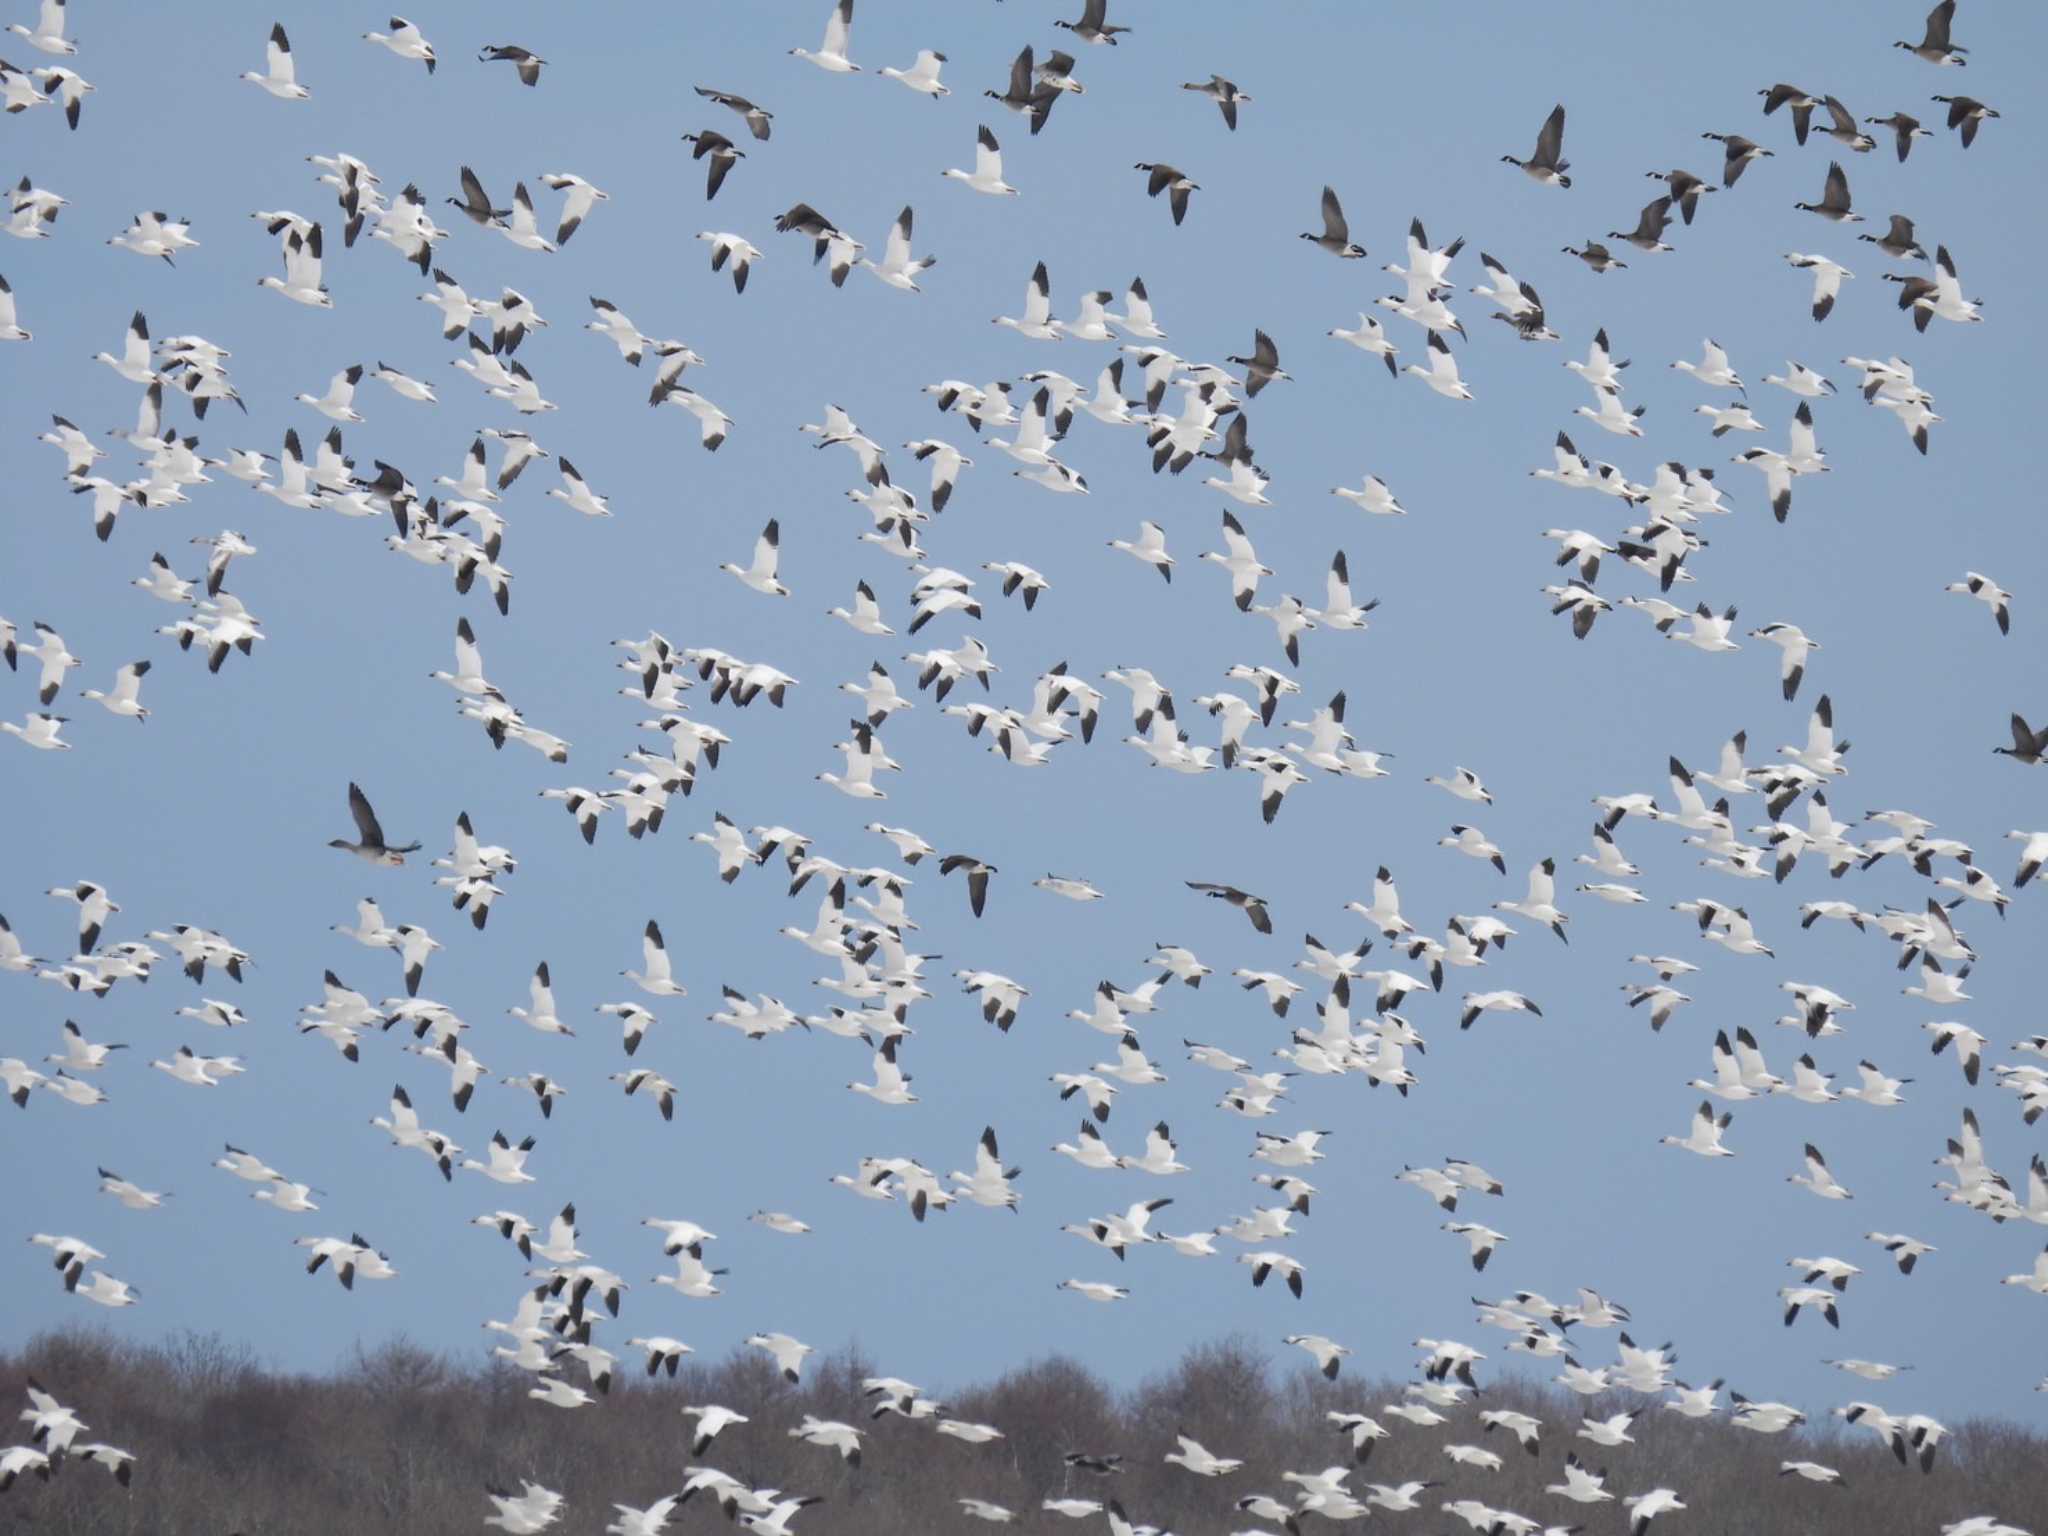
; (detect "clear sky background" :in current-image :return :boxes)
[2,0,2045,1429]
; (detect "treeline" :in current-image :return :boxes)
[1,1329,2041,1536]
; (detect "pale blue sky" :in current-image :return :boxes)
[2,0,2044,1426]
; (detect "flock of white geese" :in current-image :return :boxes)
[0,1,2041,1534]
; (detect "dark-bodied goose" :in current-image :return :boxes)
[330,783,421,866]
[1302,186,1365,258]
[1931,93,1998,147]
[1610,196,1675,252]
[1503,104,1569,187]
[477,43,545,86]
[681,131,746,200]
[1702,131,1773,186]
[1858,213,1927,261]
[695,85,773,140]
[1055,0,1129,46]
[1646,168,1716,225]
[1563,240,1627,273]
[1135,163,1198,225]
[1866,111,1931,161]
[1183,75,1250,130]
[1794,162,1861,223]
[1759,83,1821,144]
[1817,95,1875,152]
[1897,1,1965,65]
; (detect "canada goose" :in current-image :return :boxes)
[1931,93,1998,147]
[1182,75,1250,130]
[1701,131,1774,188]
[1302,186,1365,258]
[681,130,746,201]
[1817,95,1876,151]
[478,43,545,86]
[1898,1,1966,64]
[1563,240,1627,273]
[1859,212,1927,260]
[1055,0,1130,46]
[1610,196,1675,252]
[1994,714,2048,765]
[1647,166,1717,224]
[1503,104,1570,186]
[1794,161,1862,222]
[695,85,773,139]
[1135,163,1199,226]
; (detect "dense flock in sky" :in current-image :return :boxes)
[0,0,2043,1533]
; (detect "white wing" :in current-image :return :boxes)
[821,0,852,56]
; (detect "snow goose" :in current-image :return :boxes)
[1492,859,1568,942]
[108,210,197,265]
[790,0,858,72]
[242,22,309,98]
[1329,312,1397,376]
[79,660,149,722]
[463,1130,537,1185]
[879,47,948,97]
[6,0,69,54]
[260,222,330,306]
[1622,1489,1684,1536]
[1134,163,1199,226]
[1784,252,1853,322]
[860,205,935,291]
[69,1271,138,1307]
[363,17,434,72]
[371,361,434,403]
[1460,991,1540,1029]
[1661,1100,1734,1157]
[93,310,158,384]
[673,131,744,205]
[478,43,544,86]
[721,521,788,597]
[1504,104,1570,186]
[2001,1248,2048,1295]
[1403,331,1470,399]
[625,920,689,998]
[1108,519,1173,583]
[1576,391,1646,439]
[1057,1279,1128,1303]
[1886,242,1983,328]
[1788,1142,1851,1199]
[491,182,554,252]
[1201,512,1272,609]
[297,364,365,424]
[1440,825,1506,874]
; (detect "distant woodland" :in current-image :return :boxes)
[1,1329,2042,1536]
